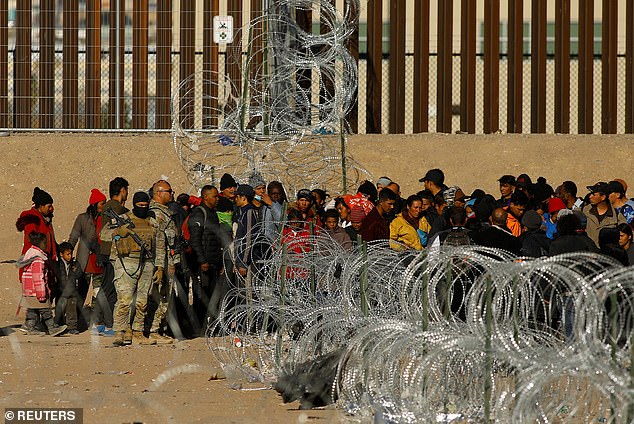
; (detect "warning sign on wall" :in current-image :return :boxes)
[213,16,234,44]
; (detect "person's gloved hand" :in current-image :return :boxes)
[152,266,164,285]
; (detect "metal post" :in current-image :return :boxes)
[115,0,121,129]
[340,117,347,194]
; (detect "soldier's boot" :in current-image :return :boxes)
[148,332,174,345]
[123,328,133,346]
[133,331,156,345]
[112,331,126,347]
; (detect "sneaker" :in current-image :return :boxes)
[91,325,106,335]
[49,325,67,337]
[68,329,80,335]
[148,332,174,345]
[101,328,115,337]
[18,325,29,334]
[133,331,156,345]
[27,329,46,336]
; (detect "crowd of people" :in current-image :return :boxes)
[14,169,634,343]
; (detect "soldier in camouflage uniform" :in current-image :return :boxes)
[148,180,181,344]
[101,191,156,347]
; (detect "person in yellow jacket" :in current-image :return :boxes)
[390,195,424,251]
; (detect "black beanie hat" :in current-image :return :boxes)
[133,191,150,205]
[220,173,237,191]
[32,187,53,207]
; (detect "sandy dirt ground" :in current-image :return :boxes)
[0,132,632,423]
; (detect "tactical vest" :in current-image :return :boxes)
[113,215,154,258]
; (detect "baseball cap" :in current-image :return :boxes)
[235,184,255,198]
[419,169,445,185]
[607,180,625,196]
[586,182,608,195]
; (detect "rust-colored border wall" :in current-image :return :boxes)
[436,0,453,133]
[413,0,429,134]
[601,0,617,134]
[133,0,148,129]
[507,0,523,133]
[3,1,634,134]
[366,0,382,134]
[0,0,7,128]
[85,0,100,129]
[156,0,172,129]
[179,0,195,130]
[39,0,55,129]
[531,0,547,133]
[483,0,499,134]
[202,0,219,129]
[625,1,634,134]
[109,0,125,128]
[321,0,336,126]
[555,0,570,133]
[578,0,594,134]
[389,0,406,133]
[460,0,476,134]
[63,0,78,129]
[15,1,31,128]
[226,0,242,114]
[346,0,359,133]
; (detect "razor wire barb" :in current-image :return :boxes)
[172,0,371,196]
[207,219,634,422]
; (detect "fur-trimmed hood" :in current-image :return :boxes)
[16,209,42,232]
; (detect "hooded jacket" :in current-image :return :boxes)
[17,246,49,300]
[16,208,57,260]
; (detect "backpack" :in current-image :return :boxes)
[181,206,210,254]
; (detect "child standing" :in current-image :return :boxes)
[17,232,67,336]
[55,242,83,334]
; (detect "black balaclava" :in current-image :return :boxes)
[132,191,150,219]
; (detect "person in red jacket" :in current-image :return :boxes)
[16,187,58,302]
[16,187,57,260]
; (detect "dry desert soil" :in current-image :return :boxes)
[0,132,632,423]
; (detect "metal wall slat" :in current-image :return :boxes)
[460,0,476,134]
[413,0,429,134]
[531,0,547,133]
[366,0,382,134]
[508,0,523,133]
[483,0,500,134]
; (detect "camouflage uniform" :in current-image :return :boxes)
[101,212,156,333]
[149,200,181,333]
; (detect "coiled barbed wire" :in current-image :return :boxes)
[206,219,634,422]
[172,1,368,195]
